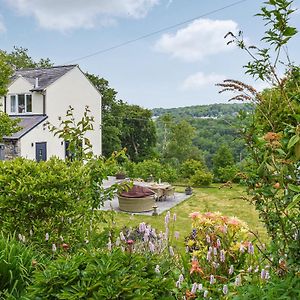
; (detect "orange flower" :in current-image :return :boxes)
[189,212,200,219]
[185,290,197,299]
[190,259,204,275]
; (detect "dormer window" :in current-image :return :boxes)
[10,94,32,113]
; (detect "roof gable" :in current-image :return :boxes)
[11,65,77,91]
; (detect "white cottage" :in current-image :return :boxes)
[0,64,101,161]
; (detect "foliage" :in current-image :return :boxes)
[0,112,20,141]
[189,170,213,187]
[0,157,108,251]
[121,104,157,162]
[219,0,300,272]
[217,165,241,183]
[47,106,94,161]
[0,52,13,97]
[234,272,300,300]
[87,73,157,161]
[25,248,176,300]
[127,159,178,183]
[0,234,42,299]
[212,144,235,182]
[179,159,207,180]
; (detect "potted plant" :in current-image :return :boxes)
[115,167,126,180]
[185,186,193,195]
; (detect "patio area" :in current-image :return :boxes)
[101,177,192,216]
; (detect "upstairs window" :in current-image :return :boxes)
[10,94,32,113]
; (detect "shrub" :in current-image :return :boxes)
[26,248,176,299]
[179,159,206,180]
[0,157,112,253]
[217,165,240,183]
[130,159,178,183]
[189,170,213,187]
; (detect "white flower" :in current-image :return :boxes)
[149,241,155,253]
[119,231,126,241]
[198,283,203,291]
[220,249,225,262]
[209,275,215,285]
[155,265,160,273]
[169,246,174,256]
[178,274,184,283]
[206,235,211,243]
[191,282,198,294]
[173,213,177,221]
[52,244,57,252]
[115,237,121,246]
[234,274,242,286]
[229,265,234,275]
[45,232,49,241]
[203,290,209,298]
[216,238,221,248]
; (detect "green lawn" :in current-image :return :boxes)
[102,184,268,250]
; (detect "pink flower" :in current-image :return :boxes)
[189,212,200,219]
[127,239,134,245]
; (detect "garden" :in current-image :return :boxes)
[0,0,300,299]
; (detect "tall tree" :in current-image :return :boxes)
[121,104,156,162]
[212,144,234,179]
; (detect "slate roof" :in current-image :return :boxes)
[11,65,77,91]
[3,115,48,140]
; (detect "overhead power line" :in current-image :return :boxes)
[65,0,248,64]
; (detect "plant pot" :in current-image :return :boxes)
[185,187,193,195]
[115,173,126,180]
[118,195,156,212]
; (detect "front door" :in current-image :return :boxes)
[35,142,47,162]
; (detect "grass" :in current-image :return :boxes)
[102,184,268,250]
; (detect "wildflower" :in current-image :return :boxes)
[209,275,215,284]
[173,213,177,221]
[248,242,254,254]
[60,235,64,242]
[127,239,134,245]
[176,281,181,288]
[186,246,190,253]
[174,231,180,240]
[220,249,225,262]
[144,233,149,242]
[247,266,253,273]
[139,222,146,232]
[31,259,37,267]
[216,238,221,248]
[190,259,204,275]
[265,271,270,280]
[203,290,208,298]
[206,235,211,243]
[115,237,121,246]
[62,243,69,250]
[234,274,242,286]
[154,265,160,274]
[223,284,228,295]
[45,233,49,241]
[178,274,184,283]
[149,241,155,253]
[29,229,33,236]
[206,251,212,262]
[229,265,234,275]
[52,244,57,252]
[189,211,200,219]
[260,269,266,280]
[107,239,112,251]
[119,231,126,241]
[198,283,203,291]
[191,282,198,294]
[165,212,170,225]
[18,233,22,241]
[169,246,174,256]
[213,247,217,256]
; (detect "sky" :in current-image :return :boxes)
[0,0,299,109]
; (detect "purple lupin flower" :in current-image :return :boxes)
[206,235,211,243]
[174,231,180,240]
[260,269,266,280]
[228,265,234,275]
[198,283,203,291]
[173,213,177,221]
[209,275,215,285]
[119,231,126,241]
[223,284,228,295]
[149,241,155,253]
[216,238,221,248]
[191,282,198,294]
[248,242,254,255]
[220,249,225,262]
[234,274,242,286]
[169,246,174,256]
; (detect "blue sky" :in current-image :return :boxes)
[0,0,299,108]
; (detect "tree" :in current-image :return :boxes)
[121,104,156,162]
[163,119,202,165]
[0,112,20,142]
[212,144,234,180]
[86,73,124,157]
[0,52,13,97]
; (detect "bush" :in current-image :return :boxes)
[0,157,109,253]
[179,159,206,180]
[26,248,176,299]
[189,170,213,187]
[217,165,240,183]
[129,159,178,183]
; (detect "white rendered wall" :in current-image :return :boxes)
[45,67,102,156]
[6,77,44,115]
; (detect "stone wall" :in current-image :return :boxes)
[1,140,21,160]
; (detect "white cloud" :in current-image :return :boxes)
[155,19,239,62]
[4,0,159,31]
[181,72,226,90]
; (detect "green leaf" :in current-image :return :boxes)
[287,135,300,149]
[287,193,300,209]
[282,26,297,37]
[288,184,300,193]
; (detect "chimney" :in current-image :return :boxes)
[35,77,39,88]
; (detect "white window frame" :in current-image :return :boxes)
[10,94,32,114]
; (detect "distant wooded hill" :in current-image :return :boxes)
[152,103,253,119]
[153,103,253,169]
